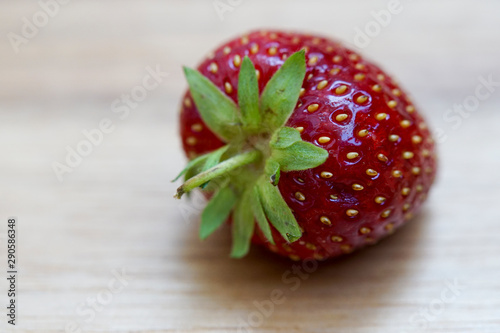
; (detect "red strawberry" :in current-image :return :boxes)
[176,30,437,261]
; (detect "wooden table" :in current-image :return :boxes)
[1,1,499,332]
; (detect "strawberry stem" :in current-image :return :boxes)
[174,149,261,199]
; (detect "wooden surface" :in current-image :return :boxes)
[1,1,500,332]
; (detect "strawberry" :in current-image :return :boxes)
[175,30,437,261]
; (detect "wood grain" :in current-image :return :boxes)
[1,1,499,332]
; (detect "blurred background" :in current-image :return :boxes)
[1,0,499,332]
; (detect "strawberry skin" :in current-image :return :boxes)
[179,30,437,261]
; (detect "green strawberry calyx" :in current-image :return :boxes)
[173,50,328,258]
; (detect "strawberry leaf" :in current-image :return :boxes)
[271,141,328,172]
[202,145,229,171]
[184,67,241,142]
[200,145,229,189]
[256,177,302,242]
[172,153,210,182]
[238,56,261,133]
[260,50,306,132]
[175,150,261,199]
[172,145,230,185]
[265,159,281,186]
[269,127,302,149]
[200,182,238,239]
[230,189,255,258]
[250,186,275,244]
